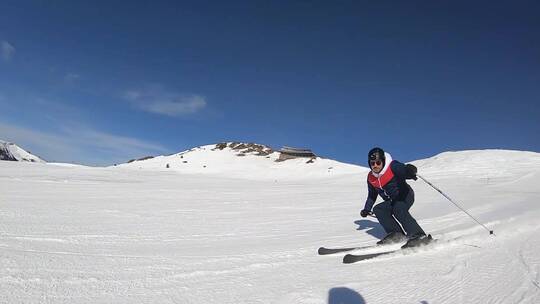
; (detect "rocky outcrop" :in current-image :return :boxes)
[0,140,45,162]
[0,143,17,161]
[213,142,274,156]
[127,156,155,163]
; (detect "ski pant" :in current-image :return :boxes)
[373,187,425,237]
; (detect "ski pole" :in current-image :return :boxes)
[417,174,494,235]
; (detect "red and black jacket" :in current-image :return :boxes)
[363,159,415,211]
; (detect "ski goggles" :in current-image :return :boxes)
[370,160,383,167]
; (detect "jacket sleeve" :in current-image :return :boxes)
[363,181,378,211]
[392,161,417,180]
[391,161,408,179]
[386,161,408,201]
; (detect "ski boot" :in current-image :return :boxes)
[376,231,407,245]
[401,234,433,249]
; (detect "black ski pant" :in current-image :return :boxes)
[373,188,425,237]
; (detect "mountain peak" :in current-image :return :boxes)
[0,140,45,163]
[117,142,361,180]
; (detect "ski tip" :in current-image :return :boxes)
[317,247,324,255]
[342,254,355,264]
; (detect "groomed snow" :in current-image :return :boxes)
[1,148,539,303]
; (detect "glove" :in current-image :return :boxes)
[405,164,418,180]
[360,210,371,218]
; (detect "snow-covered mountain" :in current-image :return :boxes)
[1,148,539,303]
[0,140,45,162]
[118,142,365,179]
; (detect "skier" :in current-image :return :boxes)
[360,147,431,248]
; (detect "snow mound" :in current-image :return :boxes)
[116,142,365,180]
[412,149,540,179]
[0,140,45,163]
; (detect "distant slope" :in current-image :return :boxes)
[116,142,366,180]
[118,144,540,181]
[412,149,540,178]
[0,140,45,163]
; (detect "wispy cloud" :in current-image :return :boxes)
[1,40,16,61]
[63,125,169,157]
[0,89,171,165]
[0,121,169,166]
[123,85,207,117]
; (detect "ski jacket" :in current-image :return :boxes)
[363,152,416,212]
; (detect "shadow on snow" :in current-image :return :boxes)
[328,287,365,304]
[354,219,385,239]
[328,287,430,304]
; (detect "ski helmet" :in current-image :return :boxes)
[368,147,385,168]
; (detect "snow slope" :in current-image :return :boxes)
[0,140,44,162]
[1,149,539,303]
[117,143,365,180]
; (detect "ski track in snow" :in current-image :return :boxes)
[1,150,540,303]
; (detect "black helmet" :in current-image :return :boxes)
[368,147,385,167]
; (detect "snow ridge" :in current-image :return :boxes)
[0,140,45,163]
[116,142,365,180]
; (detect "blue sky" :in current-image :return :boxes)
[1,1,539,166]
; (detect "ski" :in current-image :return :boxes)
[343,235,436,264]
[318,245,374,255]
[318,241,406,255]
[343,249,400,263]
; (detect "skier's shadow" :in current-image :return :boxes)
[354,219,386,239]
[328,287,365,304]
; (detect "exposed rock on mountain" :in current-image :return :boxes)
[0,140,45,163]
